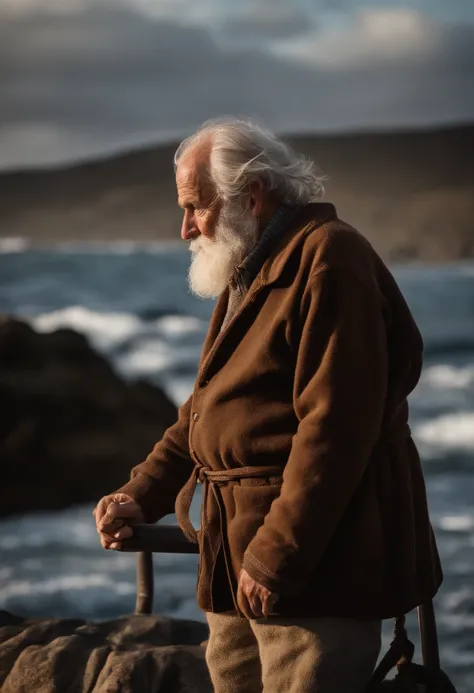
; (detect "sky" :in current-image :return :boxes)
[1,0,473,169]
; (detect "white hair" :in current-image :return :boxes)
[174,117,325,205]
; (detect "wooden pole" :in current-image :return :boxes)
[121,524,199,554]
[135,551,154,615]
[418,600,441,673]
[119,525,198,616]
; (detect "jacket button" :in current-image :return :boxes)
[192,412,199,422]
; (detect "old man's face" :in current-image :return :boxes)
[176,150,258,299]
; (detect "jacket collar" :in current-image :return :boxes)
[199,203,337,369]
[259,202,337,286]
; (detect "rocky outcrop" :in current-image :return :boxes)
[0,610,211,693]
[0,316,178,516]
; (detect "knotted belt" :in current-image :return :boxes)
[176,421,412,545]
[175,463,285,544]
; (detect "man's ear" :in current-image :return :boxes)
[248,179,265,219]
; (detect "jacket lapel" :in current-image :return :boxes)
[200,289,229,362]
[196,276,265,387]
[196,203,337,386]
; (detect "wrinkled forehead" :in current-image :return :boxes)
[176,142,215,206]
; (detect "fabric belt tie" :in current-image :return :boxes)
[176,421,412,544]
[175,463,285,544]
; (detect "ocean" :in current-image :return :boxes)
[1,243,473,689]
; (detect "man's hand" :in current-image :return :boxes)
[93,493,145,550]
[238,569,278,618]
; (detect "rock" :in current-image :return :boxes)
[0,610,211,693]
[0,316,178,516]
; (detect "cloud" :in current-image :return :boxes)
[269,10,442,68]
[0,1,473,168]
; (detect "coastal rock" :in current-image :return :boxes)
[0,316,178,517]
[0,610,211,693]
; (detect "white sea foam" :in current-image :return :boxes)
[31,306,142,351]
[166,379,195,407]
[414,411,474,451]
[439,514,474,532]
[0,237,30,253]
[0,238,181,255]
[53,240,181,255]
[27,307,205,405]
[0,574,135,600]
[439,585,474,614]
[29,307,205,355]
[0,523,96,551]
[458,264,474,277]
[154,315,203,336]
[422,364,474,390]
[116,338,174,375]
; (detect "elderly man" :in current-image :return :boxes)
[94,118,442,693]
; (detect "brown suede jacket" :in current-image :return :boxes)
[118,203,443,619]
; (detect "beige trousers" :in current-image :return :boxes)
[205,612,382,693]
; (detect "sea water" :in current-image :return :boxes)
[0,243,473,688]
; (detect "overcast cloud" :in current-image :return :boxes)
[0,0,473,169]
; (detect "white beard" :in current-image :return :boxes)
[188,202,259,299]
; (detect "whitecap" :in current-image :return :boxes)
[414,412,474,451]
[438,515,474,532]
[0,575,135,600]
[53,240,181,255]
[165,379,195,407]
[27,307,205,375]
[457,263,474,277]
[0,237,30,253]
[30,306,142,351]
[116,338,174,376]
[0,507,99,550]
[0,528,92,551]
[115,338,200,392]
[422,364,474,390]
[154,315,204,336]
[439,585,474,613]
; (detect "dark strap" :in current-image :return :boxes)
[367,615,414,689]
[367,604,442,690]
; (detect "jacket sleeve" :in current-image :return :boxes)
[115,395,194,523]
[242,267,388,594]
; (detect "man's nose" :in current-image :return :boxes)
[181,210,198,241]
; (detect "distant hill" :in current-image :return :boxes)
[1,124,473,261]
